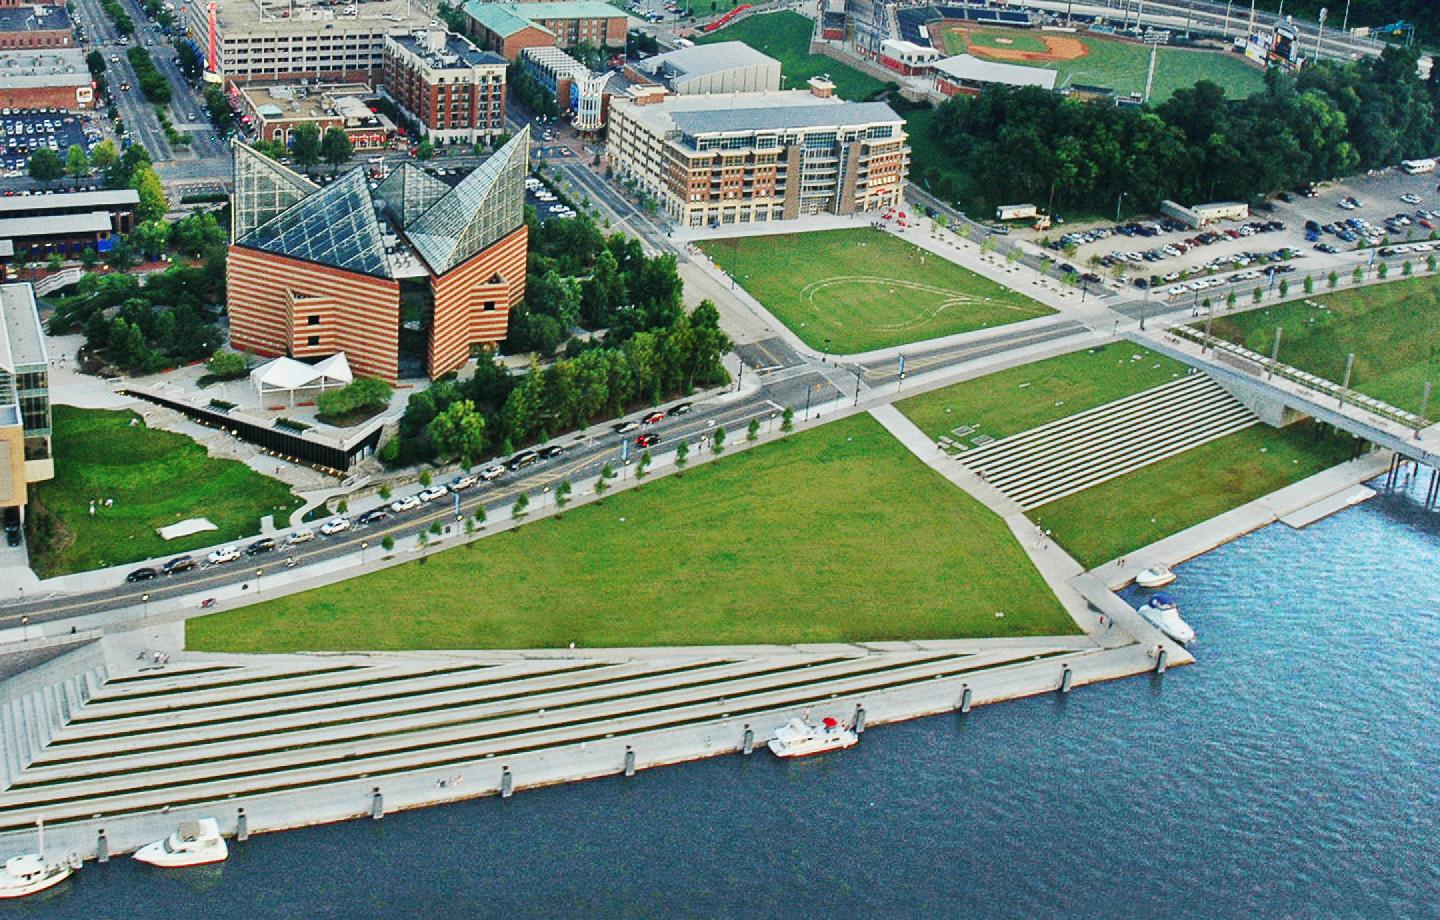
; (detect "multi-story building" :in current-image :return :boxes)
[0,188,136,264]
[232,82,395,150]
[382,29,507,146]
[0,282,51,523]
[184,0,430,83]
[462,1,627,60]
[606,81,909,227]
[519,46,613,133]
[0,6,73,49]
[625,42,780,95]
[0,49,92,109]
[227,130,530,382]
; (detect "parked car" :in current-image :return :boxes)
[642,410,666,425]
[357,508,389,525]
[671,402,693,415]
[125,567,158,583]
[207,546,241,565]
[614,420,641,434]
[285,529,315,545]
[507,450,539,471]
[245,537,277,556]
[479,465,505,481]
[320,517,352,536]
[636,433,661,448]
[418,486,448,503]
[390,495,421,512]
[448,473,478,492]
[540,445,566,460]
[162,555,196,575]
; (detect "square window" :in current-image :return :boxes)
[307,315,320,325]
[307,335,320,347]
[483,301,496,311]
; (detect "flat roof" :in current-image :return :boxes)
[0,49,90,89]
[0,6,73,33]
[0,211,113,238]
[0,189,139,216]
[636,42,778,82]
[462,1,545,38]
[933,54,1058,90]
[506,2,627,20]
[237,83,387,124]
[390,30,505,69]
[207,0,430,37]
[630,91,901,137]
[0,282,46,372]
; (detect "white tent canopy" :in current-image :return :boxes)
[252,353,353,405]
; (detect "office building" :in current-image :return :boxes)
[626,42,779,95]
[0,282,50,519]
[0,6,73,49]
[0,188,137,262]
[383,29,507,145]
[233,82,395,151]
[606,81,908,226]
[0,49,92,109]
[462,1,627,60]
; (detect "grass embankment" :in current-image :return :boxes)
[27,406,301,577]
[698,228,1053,354]
[1208,276,1440,417]
[187,414,1077,653]
[1032,422,1356,569]
[696,11,887,101]
[898,344,1187,447]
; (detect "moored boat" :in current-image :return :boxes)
[768,717,858,758]
[1138,592,1196,645]
[1135,565,1176,588]
[0,822,78,900]
[134,818,228,868]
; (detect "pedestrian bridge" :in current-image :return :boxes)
[1127,325,1440,471]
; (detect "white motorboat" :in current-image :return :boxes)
[768,717,858,758]
[0,823,78,900]
[1138,592,1196,645]
[1134,565,1176,589]
[133,818,228,868]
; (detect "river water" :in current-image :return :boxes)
[11,473,1440,918]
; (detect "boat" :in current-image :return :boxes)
[1138,592,1196,645]
[133,818,228,868]
[0,822,79,900]
[767,716,859,758]
[1135,565,1176,588]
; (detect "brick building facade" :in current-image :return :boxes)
[383,30,507,146]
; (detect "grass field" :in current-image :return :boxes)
[187,415,1076,653]
[1031,422,1356,569]
[898,344,1188,446]
[698,228,1053,353]
[1208,276,1440,417]
[697,11,887,101]
[27,406,301,577]
[941,26,1265,102]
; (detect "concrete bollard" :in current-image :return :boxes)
[96,829,108,863]
[623,746,636,777]
[1156,648,1169,674]
[742,725,754,755]
[371,787,383,820]
[236,807,249,842]
[1060,664,1073,694]
[959,684,973,714]
[853,704,866,734]
[500,767,513,799]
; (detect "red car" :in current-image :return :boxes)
[636,433,661,448]
[642,410,666,425]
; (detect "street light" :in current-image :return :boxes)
[19,615,28,641]
[254,570,263,597]
[140,594,149,619]
[361,540,369,564]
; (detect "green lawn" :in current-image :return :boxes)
[1208,275,1440,417]
[697,11,887,101]
[940,25,1265,102]
[1031,422,1356,569]
[26,406,302,577]
[698,228,1053,353]
[899,344,1188,447]
[188,414,1076,653]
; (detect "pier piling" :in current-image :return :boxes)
[371,786,383,819]
[501,768,513,799]
[623,746,636,777]
[959,684,972,714]
[742,725,754,755]
[1060,665,1073,694]
[237,807,249,842]
[96,829,108,864]
[1156,649,1169,674]
[853,705,867,734]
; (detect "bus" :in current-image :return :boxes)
[1401,158,1436,175]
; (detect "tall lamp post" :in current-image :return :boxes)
[140,594,150,620]
[361,540,369,565]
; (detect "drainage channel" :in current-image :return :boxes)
[0,650,1074,830]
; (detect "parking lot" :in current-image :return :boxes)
[526,176,576,223]
[0,109,96,176]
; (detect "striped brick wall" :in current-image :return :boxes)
[227,245,403,382]
[427,224,527,378]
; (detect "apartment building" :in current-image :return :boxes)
[462,1,627,60]
[519,46,613,133]
[606,81,909,227]
[0,282,51,521]
[383,29,507,145]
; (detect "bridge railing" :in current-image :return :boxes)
[1167,324,1431,431]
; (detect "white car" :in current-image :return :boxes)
[207,546,241,565]
[448,473,478,491]
[390,495,421,513]
[418,486,448,503]
[320,517,352,536]
[285,529,315,545]
[480,464,505,481]
[1401,193,1422,205]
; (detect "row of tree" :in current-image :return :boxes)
[126,47,171,105]
[927,46,1440,217]
[250,122,353,175]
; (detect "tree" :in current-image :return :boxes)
[46,254,64,272]
[712,425,726,455]
[290,122,322,173]
[89,139,118,173]
[781,407,794,432]
[66,145,89,185]
[416,139,434,160]
[512,492,530,519]
[419,469,433,488]
[1328,270,1339,289]
[1253,287,1263,304]
[747,418,759,441]
[321,127,353,174]
[1429,255,1438,274]
[132,219,171,260]
[637,450,652,478]
[428,399,486,466]
[86,50,106,75]
[1404,260,1414,277]
[601,461,616,480]
[1352,265,1364,283]
[1225,290,1237,310]
[381,535,395,553]
[130,164,169,223]
[555,478,572,510]
[594,473,609,498]
[1303,275,1314,295]
[1278,279,1289,298]
[417,531,429,551]
[206,349,249,378]
[674,440,689,471]
[172,212,226,256]
[28,147,63,185]
[474,505,487,525]
[1378,261,1389,280]
[378,484,392,500]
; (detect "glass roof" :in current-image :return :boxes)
[407,128,528,276]
[232,141,318,241]
[239,168,391,279]
[375,164,450,229]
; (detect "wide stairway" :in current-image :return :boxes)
[957,374,1259,510]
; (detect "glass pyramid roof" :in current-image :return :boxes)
[375,164,451,229]
[231,141,319,241]
[238,168,391,279]
[406,127,528,276]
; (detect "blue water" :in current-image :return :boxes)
[11,475,1440,918]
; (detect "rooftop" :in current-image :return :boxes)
[0,189,139,216]
[389,29,505,69]
[206,0,430,37]
[622,90,903,137]
[0,49,89,89]
[236,83,389,126]
[932,54,1058,90]
[634,41,778,82]
[0,282,46,372]
[462,2,547,38]
[463,0,625,35]
[0,212,113,238]
[0,6,73,33]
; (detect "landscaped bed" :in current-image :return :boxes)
[698,228,1053,354]
[187,414,1078,652]
[26,406,302,577]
